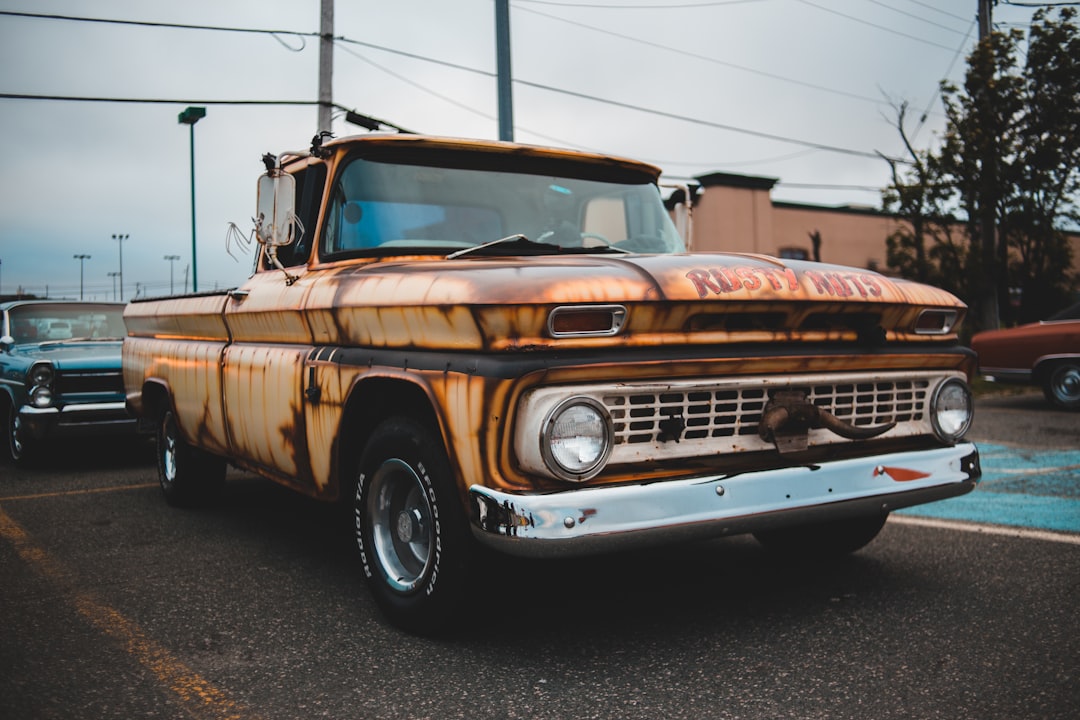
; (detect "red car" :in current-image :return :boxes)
[971,302,1080,409]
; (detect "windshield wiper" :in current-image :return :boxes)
[446,233,632,260]
[40,336,123,346]
[446,234,555,260]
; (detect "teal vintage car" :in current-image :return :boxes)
[1,300,135,464]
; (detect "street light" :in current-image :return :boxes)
[107,271,120,302]
[178,106,206,293]
[164,254,180,295]
[112,233,128,301]
[73,254,91,300]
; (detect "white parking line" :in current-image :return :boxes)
[891,515,1080,545]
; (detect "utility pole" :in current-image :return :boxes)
[164,255,180,295]
[318,0,334,135]
[977,0,1000,330]
[112,233,128,301]
[74,254,90,300]
[108,272,120,302]
[495,0,514,141]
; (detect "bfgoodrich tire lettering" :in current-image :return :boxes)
[354,416,470,634]
[157,408,225,507]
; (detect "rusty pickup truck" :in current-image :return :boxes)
[123,133,980,632]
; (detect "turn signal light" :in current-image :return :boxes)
[548,305,627,337]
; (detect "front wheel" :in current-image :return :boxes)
[1043,362,1080,410]
[157,408,225,507]
[753,513,888,559]
[353,416,471,634]
[4,400,37,465]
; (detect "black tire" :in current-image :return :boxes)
[753,513,888,559]
[157,408,225,507]
[4,397,37,466]
[353,416,471,634]
[1042,362,1080,410]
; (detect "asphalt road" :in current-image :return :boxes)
[2,391,1077,720]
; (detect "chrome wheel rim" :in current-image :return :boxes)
[161,414,178,484]
[1051,365,1080,404]
[367,458,433,594]
[9,407,24,459]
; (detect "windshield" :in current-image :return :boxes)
[321,156,685,257]
[4,304,126,343]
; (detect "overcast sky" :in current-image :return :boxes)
[0,0,1048,300]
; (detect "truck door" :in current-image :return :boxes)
[220,161,326,491]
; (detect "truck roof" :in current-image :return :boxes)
[291,133,664,183]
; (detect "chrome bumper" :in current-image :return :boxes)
[470,443,980,558]
[19,401,137,439]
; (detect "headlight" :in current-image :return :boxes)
[31,386,54,408]
[30,362,54,387]
[930,378,972,443]
[541,398,612,482]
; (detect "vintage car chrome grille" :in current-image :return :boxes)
[603,376,930,447]
[55,370,125,396]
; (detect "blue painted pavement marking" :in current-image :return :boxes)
[897,442,1080,534]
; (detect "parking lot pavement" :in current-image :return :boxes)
[898,442,1080,534]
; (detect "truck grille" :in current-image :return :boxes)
[604,377,930,446]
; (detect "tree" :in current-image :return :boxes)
[883,8,1080,330]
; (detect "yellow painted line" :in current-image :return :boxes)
[890,514,1080,545]
[0,482,157,502]
[0,505,256,720]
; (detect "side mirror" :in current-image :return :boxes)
[661,182,694,250]
[0,335,14,352]
[255,171,297,247]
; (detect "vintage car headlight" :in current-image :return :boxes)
[930,378,972,443]
[30,362,55,388]
[541,398,612,482]
[30,386,55,408]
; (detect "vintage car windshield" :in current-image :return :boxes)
[5,304,126,344]
[321,157,685,257]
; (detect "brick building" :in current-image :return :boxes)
[685,171,1080,288]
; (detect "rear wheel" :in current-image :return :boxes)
[753,513,889,559]
[157,408,225,507]
[353,416,471,634]
[1042,362,1080,410]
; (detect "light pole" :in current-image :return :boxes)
[112,233,128,301]
[107,272,120,302]
[164,254,180,295]
[178,106,206,292]
[73,254,91,300]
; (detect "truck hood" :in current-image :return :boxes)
[327,252,960,306]
[292,252,965,351]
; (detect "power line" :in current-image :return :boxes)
[858,0,971,36]
[514,78,898,161]
[513,0,767,7]
[515,4,897,109]
[897,0,972,25]
[0,10,316,39]
[3,7,905,163]
[0,93,318,106]
[793,0,959,51]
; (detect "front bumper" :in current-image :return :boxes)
[470,443,980,558]
[18,401,137,440]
